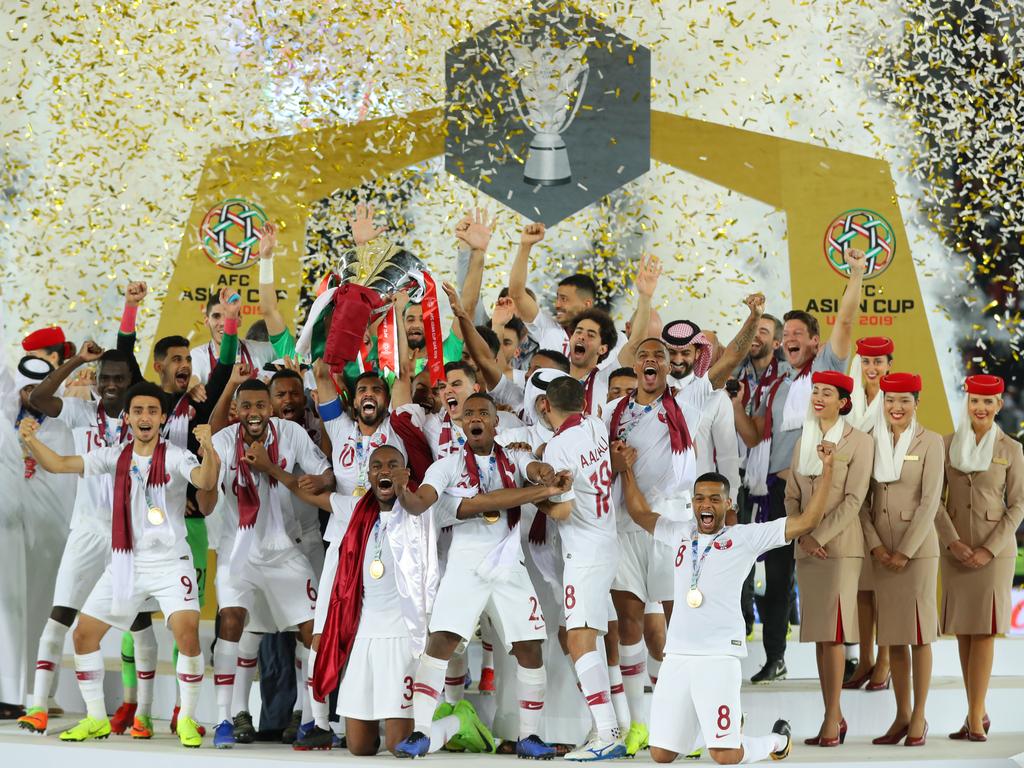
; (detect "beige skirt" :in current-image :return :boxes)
[940,555,1016,636]
[796,556,861,644]
[873,556,939,645]
[857,555,874,592]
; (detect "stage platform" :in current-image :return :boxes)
[10,621,1022,766]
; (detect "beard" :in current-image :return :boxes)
[407,334,426,351]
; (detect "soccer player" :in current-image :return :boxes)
[535,377,625,761]
[390,393,572,759]
[202,379,331,748]
[190,292,275,385]
[617,446,837,764]
[19,382,220,748]
[18,342,154,737]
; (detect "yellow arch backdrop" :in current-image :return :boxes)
[159,106,952,433]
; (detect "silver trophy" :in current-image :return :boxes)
[510,40,590,186]
[335,240,430,301]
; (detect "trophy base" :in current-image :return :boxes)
[523,132,572,187]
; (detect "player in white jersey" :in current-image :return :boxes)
[616,446,837,764]
[534,377,625,761]
[202,379,331,749]
[190,291,275,385]
[391,393,573,759]
[18,343,159,737]
[19,382,220,748]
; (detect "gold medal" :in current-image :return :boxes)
[369,558,385,580]
[482,512,500,524]
[686,588,703,609]
[353,485,366,497]
[147,506,165,526]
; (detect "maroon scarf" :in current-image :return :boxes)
[464,443,520,528]
[208,340,256,376]
[581,368,599,415]
[233,421,280,531]
[390,411,432,483]
[608,389,693,454]
[312,491,381,702]
[112,441,169,554]
[745,357,781,409]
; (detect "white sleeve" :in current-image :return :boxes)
[653,515,688,547]
[173,447,202,483]
[489,375,525,410]
[509,448,536,479]
[676,375,712,412]
[393,403,428,430]
[743,518,789,556]
[287,421,330,474]
[422,454,458,497]
[81,445,119,477]
[57,397,96,429]
[525,308,562,344]
[328,494,357,535]
[539,437,576,502]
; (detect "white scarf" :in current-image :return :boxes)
[847,356,883,433]
[949,402,1000,474]
[797,413,846,477]
[386,501,440,657]
[873,418,916,483]
[781,367,814,431]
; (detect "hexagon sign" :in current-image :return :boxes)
[445,1,651,227]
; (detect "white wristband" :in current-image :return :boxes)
[259,258,274,284]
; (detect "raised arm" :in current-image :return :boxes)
[508,223,545,323]
[389,291,413,408]
[194,287,240,425]
[442,282,504,391]
[730,381,764,449]
[117,281,147,385]
[785,443,835,541]
[209,363,251,434]
[617,255,661,368]
[708,293,765,389]
[390,467,439,515]
[454,207,495,332]
[189,425,221,491]
[29,341,104,417]
[620,464,659,535]
[828,248,866,360]
[244,441,334,512]
[19,417,84,474]
[257,222,288,339]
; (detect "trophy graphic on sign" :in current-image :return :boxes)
[509,40,590,186]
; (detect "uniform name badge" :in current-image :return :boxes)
[369,558,385,580]
[147,506,165,526]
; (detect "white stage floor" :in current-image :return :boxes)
[1,720,1022,768]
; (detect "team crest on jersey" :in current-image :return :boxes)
[713,539,733,550]
[657,412,667,424]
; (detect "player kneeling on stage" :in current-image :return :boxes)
[19,382,221,749]
[616,441,837,764]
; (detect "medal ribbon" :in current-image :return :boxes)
[689,529,728,594]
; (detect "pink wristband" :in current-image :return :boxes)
[224,316,239,336]
[120,302,138,333]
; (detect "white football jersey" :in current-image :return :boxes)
[60,398,127,536]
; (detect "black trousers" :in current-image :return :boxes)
[737,487,756,634]
[758,476,795,663]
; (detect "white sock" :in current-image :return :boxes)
[845,644,856,660]
[648,655,662,687]
[412,653,448,735]
[607,664,631,732]
[232,631,260,715]
[307,648,329,729]
[75,651,106,721]
[481,640,494,670]
[296,644,311,723]
[176,652,204,721]
[132,626,157,718]
[30,618,68,709]
[575,651,618,741]
[427,714,460,753]
[214,640,238,723]
[740,733,787,763]
[444,651,467,703]
[517,665,545,739]
[619,641,646,724]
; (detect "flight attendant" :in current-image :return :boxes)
[936,374,1023,741]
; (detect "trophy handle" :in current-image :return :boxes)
[558,64,589,134]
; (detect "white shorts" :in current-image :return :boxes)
[312,541,340,635]
[337,635,416,721]
[299,526,325,579]
[216,547,317,632]
[613,530,673,603]
[562,561,616,634]
[429,556,546,650]
[82,554,200,631]
[51,528,110,611]
[649,654,743,753]
[646,601,664,615]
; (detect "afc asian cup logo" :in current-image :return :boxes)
[823,209,896,280]
[200,198,268,270]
